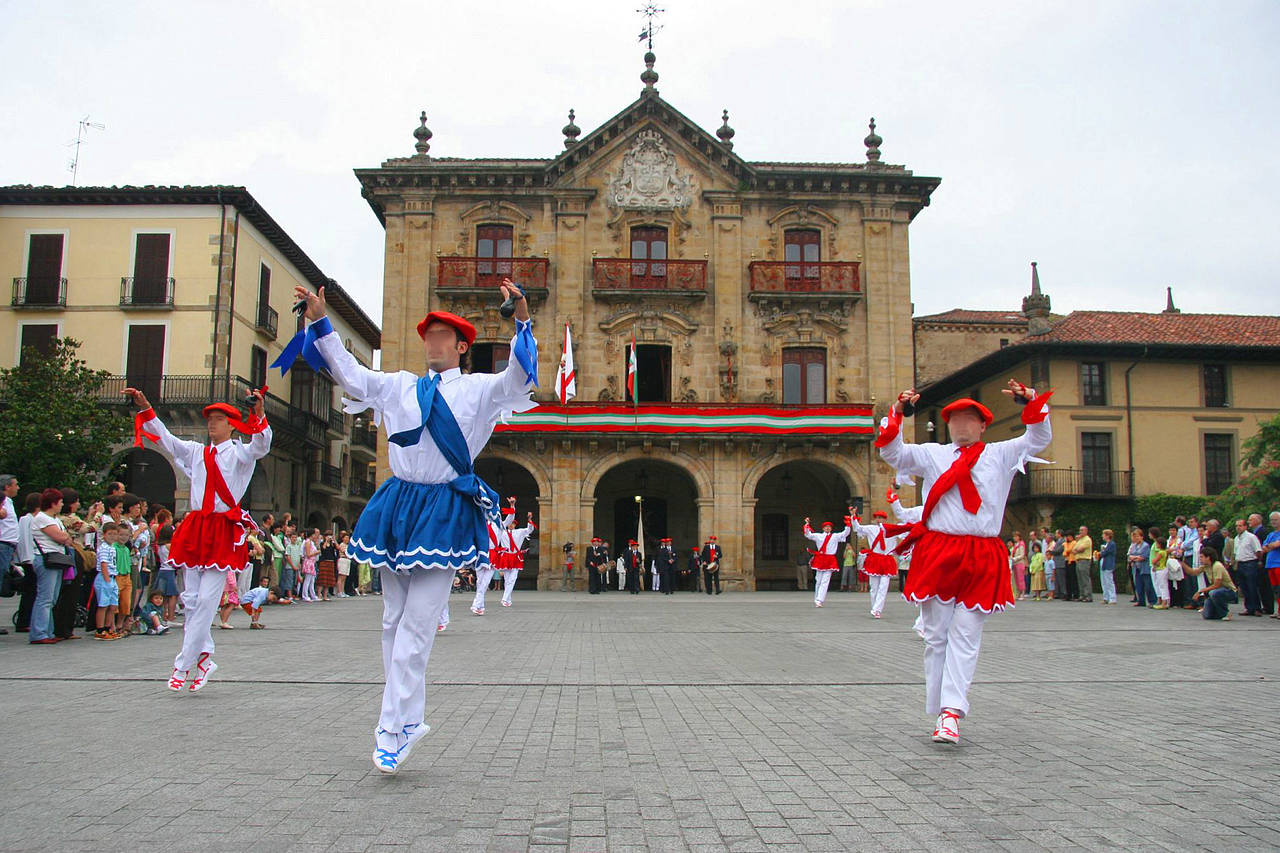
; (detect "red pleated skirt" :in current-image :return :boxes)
[862,552,898,576]
[170,511,249,573]
[810,553,838,571]
[902,530,1014,612]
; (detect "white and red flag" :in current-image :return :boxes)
[556,322,577,405]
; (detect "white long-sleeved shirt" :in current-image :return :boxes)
[500,522,536,553]
[850,518,907,556]
[890,498,923,525]
[314,321,536,485]
[877,415,1051,539]
[802,522,851,555]
[140,411,272,512]
[0,495,18,542]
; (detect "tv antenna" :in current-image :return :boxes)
[68,116,105,186]
[637,4,664,50]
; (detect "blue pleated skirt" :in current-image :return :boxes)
[349,476,490,574]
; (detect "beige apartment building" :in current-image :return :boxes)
[353,52,939,589]
[914,272,1280,532]
[0,185,381,530]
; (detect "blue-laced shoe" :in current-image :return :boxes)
[397,722,431,769]
[372,727,405,774]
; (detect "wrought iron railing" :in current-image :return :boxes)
[12,276,67,307]
[318,463,344,489]
[592,258,707,292]
[328,408,345,434]
[437,256,549,290]
[119,276,175,307]
[1013,468,1135,500]
[256,302,279,340]
[352,424,377,451]
[748,261,861,295]
[350,477,377,498]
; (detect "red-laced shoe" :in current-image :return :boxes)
[168,669,188,691]
[188,653,217,692]
[932,710,960,744]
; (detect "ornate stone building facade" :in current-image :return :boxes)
[355,55,939,590]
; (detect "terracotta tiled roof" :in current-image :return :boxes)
[1019,311,1280,347]
[915,309,1028,326]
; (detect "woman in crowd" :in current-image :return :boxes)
[1127,527,1154,607]
[317,531,338,601]
[1010,532,1027,601]
[1190,546,1238,620]
[28,488,74,644]
[299,528,320,602]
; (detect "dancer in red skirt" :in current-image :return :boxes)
[851,509,907,619]
[802,513,852,607]
[125,387,271,692]
[877,379,1051,744]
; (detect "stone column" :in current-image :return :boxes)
[708,194,743,401]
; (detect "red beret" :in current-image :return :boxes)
[202,403,241,420]
[708,535,718,541]
[821,521,834,528]
[941,397,993,426]
[873,510,888,519]
[416,311,476,346]
[628,539,638,546]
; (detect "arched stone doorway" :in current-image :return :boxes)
[305,510,327,532]
[473,456,541,588]
[331,515,349,534]
[593,459,700,581]
[753,460,860,590]
[123,448,176,513]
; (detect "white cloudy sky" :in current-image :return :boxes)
[2,0,1277,326]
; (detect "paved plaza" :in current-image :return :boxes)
[1,588,1277,852]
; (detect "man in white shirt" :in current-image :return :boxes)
[1233,518,1264,616]
[803,514,852,608]
[878,380,1051,745]
[0,474,19,573]
[126,387,271,693]
[293,279,536,775]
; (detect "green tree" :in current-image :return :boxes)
[0,338,129,497]
[1200,412,1280,523]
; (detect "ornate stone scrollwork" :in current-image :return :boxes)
[679,376,698,403]
[599,375,619,402]
[607,129,696,211]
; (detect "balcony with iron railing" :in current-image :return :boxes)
[1012,468,1135,501]
[350,476,377,500]
[11,276,68,308]
[256,302,279,340]
[119,276,175,308]
[313,463,344,493]
[591,258,707,300]
[327,408,345,435]
[435,257,550,307]
[95,374,327,447]
[351,422,378,455]
[747,261,861,306]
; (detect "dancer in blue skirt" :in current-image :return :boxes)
[291,279,537,774]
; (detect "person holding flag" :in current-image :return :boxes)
[124,386,271,693]
[289,277,537,774]
[802,512,853,607]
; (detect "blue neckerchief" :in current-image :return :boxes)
[271,316,332,376]
[389,373,500,527]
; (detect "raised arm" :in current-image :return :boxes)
[997,379,1053,470]
[875,389,931,478]
[124,388,201,477]
[294,285,399,409]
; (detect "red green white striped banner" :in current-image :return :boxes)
[495,404,874,436]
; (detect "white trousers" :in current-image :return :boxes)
[920,598,989,717]
[501,569,519,604]
[472,567,495,611]
[869,575,891,614]
[173,567,227,672]
[1152,568,1170,601]
[652,571,660,591]
[236,567,253,599]
[618,567,626,590]
[814,570,833,604]
[438,598,450,628]
[378,566,454,732]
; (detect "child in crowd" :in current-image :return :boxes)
[300,528,320,602]
[112,524,135,635]
[282,529,303,602]
[1029,542,1046,599]
[140,591,170,635]
[240,576,273,629]
[93,522,122,640]
[217,567,240,629]
[1150,530,1171,610]
[156,524,179,624]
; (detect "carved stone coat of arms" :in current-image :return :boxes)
[608,129,695,210]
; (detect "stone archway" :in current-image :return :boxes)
[473,457,542,588]
[592,459,700,586]
[123,447,176,513]
[752,459,860,591]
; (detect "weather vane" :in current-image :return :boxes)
[637,4,664,50]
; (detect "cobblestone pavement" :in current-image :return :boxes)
[2,588,1277,852]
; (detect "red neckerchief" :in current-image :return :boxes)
[884,442,986,553]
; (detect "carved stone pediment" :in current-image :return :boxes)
[607,130,695,211]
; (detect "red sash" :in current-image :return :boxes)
[885,442,985,554]
[198,446,257,546]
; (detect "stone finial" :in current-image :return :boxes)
[864,117,882,163]
[413,111,432,156]
[562,109,581,149]
[1163,285,1180,314]
[1022,261,1053,335]
[717,109,735,149]
[641,51,659,94]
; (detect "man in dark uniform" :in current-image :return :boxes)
[685,546,701,592]
[624,540,643,594]
[700,535,722,595]
[657,538,677,594]
[585,536,609,594]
